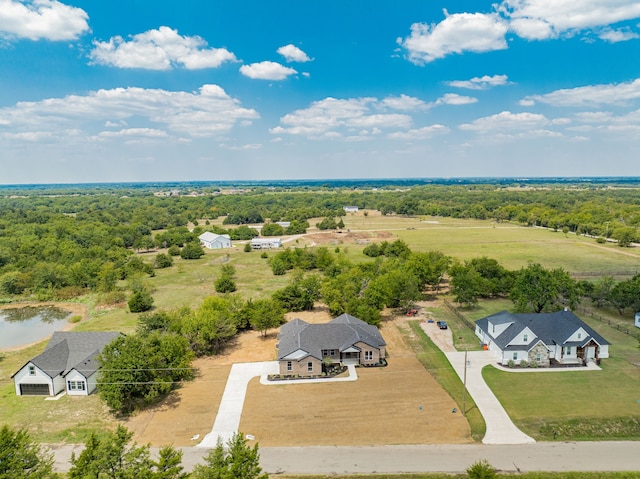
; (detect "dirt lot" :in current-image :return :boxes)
[127,309,472,446]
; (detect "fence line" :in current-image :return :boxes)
[575,305,640,340]
[569,271,638,277]
[442,299,475,331]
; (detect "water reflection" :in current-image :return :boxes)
[0,306,72,349]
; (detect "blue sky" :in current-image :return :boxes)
[1,0,640,184]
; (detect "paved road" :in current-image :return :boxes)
[48,442,640,474]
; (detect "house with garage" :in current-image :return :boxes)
[198,232,232,249]
[12,331,121,396]
[475,309,609,367]
[277,313,386,376]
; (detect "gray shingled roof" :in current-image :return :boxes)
[476,310,609,352]
[13,331,121,379]
[277,313,386,361]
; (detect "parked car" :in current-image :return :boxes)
[438,321,448,329]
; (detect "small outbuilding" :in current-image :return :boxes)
[199,232,232,249]
[343,206,359,213]
[251,238,282,249]
[12,331,121,396]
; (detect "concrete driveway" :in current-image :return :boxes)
[198,361,279,447]
[198,361,359,448]
[419,321,535,444]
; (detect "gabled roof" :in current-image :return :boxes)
[12,331,121,379]
[476,310,609,351]
[199,232,230,242]
[277,313,386,361]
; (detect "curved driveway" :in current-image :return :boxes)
[419,322,535,444]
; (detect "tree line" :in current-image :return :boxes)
[0,423,268,478]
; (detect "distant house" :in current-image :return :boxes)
[475,310,609,367]
[343,206,359,213]
[277,314,386,376]
[12,331,121,396]
[251,237,282,249]
[199,232,232,249]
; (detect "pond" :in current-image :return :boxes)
[0,306,72,350]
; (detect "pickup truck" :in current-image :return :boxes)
[437,321,448,330]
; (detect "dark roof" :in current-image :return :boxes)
[476,310,609,351]
[12,331,121,379]
[277,313,386,361]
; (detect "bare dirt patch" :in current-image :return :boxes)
[127,308,472,447]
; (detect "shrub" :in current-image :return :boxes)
[215,276,237,293]
[68,315,82,324]
[128,289,154,313]
[507,359,515,368]
[154,253,173,269]
[244,242,252,252]
[167,244,181,256]
[466,459,497,479]
[520,359,529,368]
[260,252,268,259]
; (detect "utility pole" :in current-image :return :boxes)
[462,349,468,416]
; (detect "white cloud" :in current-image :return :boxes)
[460,111,551,132]
[271,97,417,138]
[435,93,478,105]
[399,11,508,63]
[220,143,262,151]
[501,0,640,40]
[240,61,297,80]
[277,44,311,62]
[0,0,89,41]
[598,27,640,42]
[0,84,258,140]
[97,128,168,139]
[401,1,640,64]
[388,124,449,140]
[446,74,511,90]
[522,78,640,106]
[380,94,429,111]
[89,26,237,70]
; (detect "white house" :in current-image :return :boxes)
[251,238,282,249]
[198,232,232,249]
[12,331,121,396]
[475,310,609,367]
[343,206,359,213]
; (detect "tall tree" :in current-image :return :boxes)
[0,425,54,479]
[191,433,268,479]
[510,263,580,313]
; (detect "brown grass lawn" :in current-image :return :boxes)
[126,310,472,447]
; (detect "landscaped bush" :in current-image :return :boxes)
[507,359,515,368]
[520,359,529,368]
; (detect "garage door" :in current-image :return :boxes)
[20,384,50,396]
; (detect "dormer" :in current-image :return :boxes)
[487,319,513,338]
[565,327,588,344]
[506,326,536,346]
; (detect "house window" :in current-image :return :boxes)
[513,352,518,360]
[577,333,582,339]
[321,349,328,357]
[364,351,373,361]
[565,346,572,355]
[307,362,313,372]
[28,365,36,376]
[67,381,85,391]
[286,361,292,371]
[535,353,542,362]
[523,334,528,342]
[330,349,335,356]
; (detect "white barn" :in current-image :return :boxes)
[199,232,232,249]
[12,331,121,396]
[343,206,359,213]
